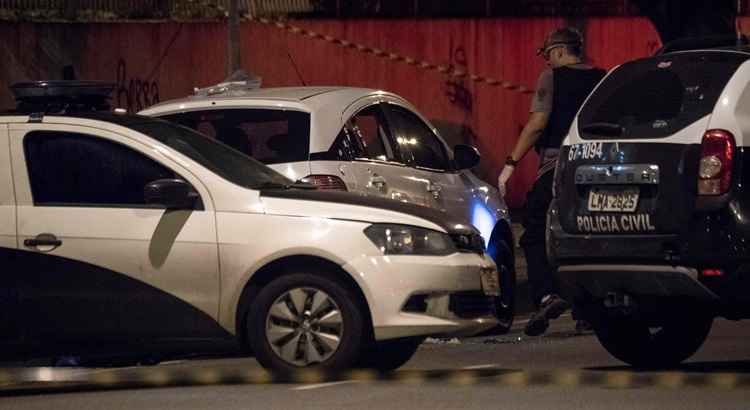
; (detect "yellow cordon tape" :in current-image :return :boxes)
[247,16,535,95]
[0,368,748,395]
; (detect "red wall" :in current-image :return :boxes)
[0,18,663,206]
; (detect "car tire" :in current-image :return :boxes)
[484,239,515,335]
[356,337,424,372]
[247,272,366,373]
[594,315,713,368]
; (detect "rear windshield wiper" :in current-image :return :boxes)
[580,122,624,137]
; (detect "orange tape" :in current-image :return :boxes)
[249,16,534,95]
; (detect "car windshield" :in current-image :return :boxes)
[126,118,295,189]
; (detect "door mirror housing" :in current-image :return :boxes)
[453,144,481,170]
[144,179,197,209]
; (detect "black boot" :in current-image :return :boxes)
[524,294,570,336]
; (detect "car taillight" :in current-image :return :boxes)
[700,268,724,277]
[698,129,735,196]
[299,175,348,191]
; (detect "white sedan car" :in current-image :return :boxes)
[1,81,499,372]
[141,85,516,333]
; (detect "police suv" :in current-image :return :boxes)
[0,82,500,372]
[549,41,750,367]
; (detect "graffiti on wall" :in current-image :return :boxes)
[115,59,159,112]
[444,43,473,113]
[442,40,478,147]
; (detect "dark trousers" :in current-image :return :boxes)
[519,170,558,308]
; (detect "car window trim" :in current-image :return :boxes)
[352,157,408,167]
[414,165,450,173]
[345,103,401,163]
[22,129,205,211]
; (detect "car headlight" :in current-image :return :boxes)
[364,224,457,256]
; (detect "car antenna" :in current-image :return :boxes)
[288,52,307,86]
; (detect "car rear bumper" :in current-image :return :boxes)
[343,253,500,340]
[548,199,750,311]
[556,264,718,302]
[548,197,750,265]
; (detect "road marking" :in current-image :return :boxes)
[68,366,140,379]
[462,364,500,370]
[291,381,358,391]
[158,360,186,366]
[2,367,750,393]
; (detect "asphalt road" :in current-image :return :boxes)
[1,315,748,410]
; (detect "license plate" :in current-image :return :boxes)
[588,188,639,212]
[480,267,500,297]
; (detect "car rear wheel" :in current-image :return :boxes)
[594,315,713,368]
[356,337,424,371]
[247,273,365,373]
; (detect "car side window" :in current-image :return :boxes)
[161,109,311,165]
[387,105,449,171]
[347,105,393,162]
[311,127,360,161]
[24,131,188,208]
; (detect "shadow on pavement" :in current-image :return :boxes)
[586,360,750,373]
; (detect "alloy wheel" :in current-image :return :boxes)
[265,287,344,366]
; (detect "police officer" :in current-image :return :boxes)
[498,27,606,336]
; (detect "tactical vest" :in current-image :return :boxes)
[537,66,606,151]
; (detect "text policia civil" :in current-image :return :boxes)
[576,213,656,234]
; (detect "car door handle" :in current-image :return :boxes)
[369,175,387,188]
[427,182,442,198]
[24,233,62,248]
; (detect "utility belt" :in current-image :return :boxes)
[536,147,559,181]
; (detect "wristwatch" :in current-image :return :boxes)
[505,156,519,166]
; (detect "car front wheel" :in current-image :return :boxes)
[594,315,713,368]
[485,239,515,335]
[247,273,366,373]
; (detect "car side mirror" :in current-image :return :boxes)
[144,179,197,209]
[454,144,481,170]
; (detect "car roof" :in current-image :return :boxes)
[0,110,158,124]
[657,35,750,56]
[145,86,403,112]
[663,46,750,56]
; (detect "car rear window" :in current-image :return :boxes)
[578,51,749,140]
[160,109,311,164]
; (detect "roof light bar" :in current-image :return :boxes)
[10,81,115,114]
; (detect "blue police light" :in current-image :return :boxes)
[471,201,496,246]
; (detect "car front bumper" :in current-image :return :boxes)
[343,252,500,341]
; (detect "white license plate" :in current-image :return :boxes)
[480,267,500,297]
[588,188,640,212]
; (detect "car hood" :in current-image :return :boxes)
[259,188,478,235]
